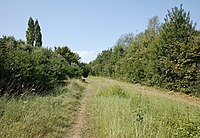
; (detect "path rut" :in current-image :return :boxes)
[67,79,96,138]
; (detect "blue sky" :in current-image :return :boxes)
[1,0,200,62]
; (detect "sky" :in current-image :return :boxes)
[1,0,200,63]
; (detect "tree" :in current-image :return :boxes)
[116,33,134,47]
[55,46,80,64]
[158,4,198,92]
[90,5,200,95]
[145,16,160,38]
[26,17,42,47]
[26,17,35,46]
[34,19,42,47]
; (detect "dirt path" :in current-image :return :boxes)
[67,78,97,138]
[68,92,87,138]
[67,77,117,138]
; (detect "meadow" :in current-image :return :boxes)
[0,77,200,138]
[85,77,200,138]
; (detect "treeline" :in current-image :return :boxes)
[90,5,200,95]
[0,17,88,96]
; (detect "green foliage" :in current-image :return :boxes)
[55,46,80,65]
[157,4,200,93]
[0,17,88,96]
[26,17,35,46]
[90,49,112,76]
[55,46,83,78]
[34,19,42,47]
[26,17,42,47]
[81,63,90,78]
[90,5,200,95]
[116,33,134,47]
[0,36,84,95]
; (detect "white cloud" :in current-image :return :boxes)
[74,50,97,63]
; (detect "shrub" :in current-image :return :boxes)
[0,36,84,96]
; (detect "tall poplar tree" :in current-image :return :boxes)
[34,19,42,47]
[26,17,35,46]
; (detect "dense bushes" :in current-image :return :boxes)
[90,5,200,95]
[0,36,84,95]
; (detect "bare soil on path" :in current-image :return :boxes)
[67,78,98,138]
[67,77,200,138]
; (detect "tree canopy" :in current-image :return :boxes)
[0,18,86,96]
[34,19,42,47]
[90,5,200,95]
[26,17,35,46]
[26,17,42,47]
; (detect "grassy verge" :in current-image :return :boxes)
[0,79,85,138]
[86,85,200,138]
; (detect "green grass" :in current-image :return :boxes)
[87,85,200,138]
[0,79,85,138]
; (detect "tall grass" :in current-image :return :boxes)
[0,79,85,138]
[87,85,200,138]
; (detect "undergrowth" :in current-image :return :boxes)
[0,79,85,138]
